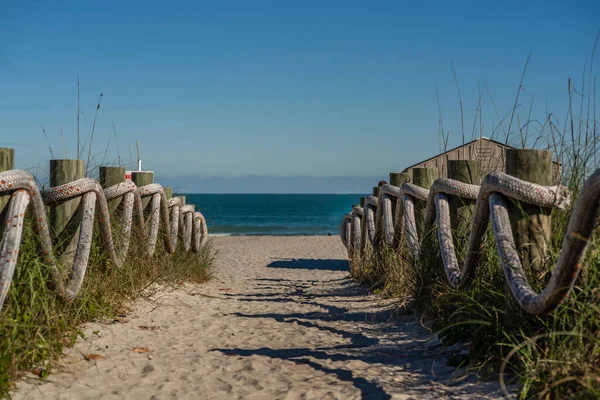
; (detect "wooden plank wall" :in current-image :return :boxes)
[405,139,507,179]
[403,138,560,183]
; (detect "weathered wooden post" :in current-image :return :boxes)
[0,148,15,237]
[0,147,14,168]
[504,149,552,328]
[389,172,411,248]
[359,196,367,249]
[177,195,194,251]
[358,187,378,251]
[389,172,411,188]
[164,188,173,200]
[349,203,359,257]
[131,171,154,209]
[359,191,375,254]
[373,186,383,246]
[447,160,481,249]
[99,166,125,213]
[176,195,187,238]
[349,203,363,277]
[50,159,85,270]
[0,148,14,210]
[412,167,437,238]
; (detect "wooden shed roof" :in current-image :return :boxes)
[400,137,561,173]
[401,137,513,173]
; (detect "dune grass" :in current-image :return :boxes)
[0,215,214,398]
[351,58,600,397]
[352,166,600,398]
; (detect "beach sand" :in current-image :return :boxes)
[13,236,507,399]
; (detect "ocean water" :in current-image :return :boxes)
[184,194,364,236]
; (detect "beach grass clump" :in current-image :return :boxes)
[376,242,414,299]
[501,167,600,398]
[349,244,374,284]
[0,217,214,397]
[354,50,600,396]
[351,236,415,300]
[361,170,600,397]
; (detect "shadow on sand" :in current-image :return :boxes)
[209,269,506,399]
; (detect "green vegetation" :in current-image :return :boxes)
[353,168,600,398]
[351,56,600,397]
[0,218,214,397]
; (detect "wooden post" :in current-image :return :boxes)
[50,159,85,271]
[177,195,186,231]
[131,171,154,209]
[99,166,125,213]
[0,148,15,237]
[360,197,365,208]
[389,172,411,245]
[389,172,410,187]
[0,149,15,211]
[447,160,481,249]
[164,188,173,200]
[373,186,383,245]
[349,204,360,259]
[504,149,552,328]
[412,167,437,238]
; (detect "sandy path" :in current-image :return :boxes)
[14,236,505,399]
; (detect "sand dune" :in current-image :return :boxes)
[14,236,507,399]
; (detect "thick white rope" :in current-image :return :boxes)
[339,212,352,249]
[351,205,363,254]
[0,169,209,310]
[194,211,209,250]
[340,170,596,314]
[180,204,195,252]
[361,196,378,250]
[378,185,402,246]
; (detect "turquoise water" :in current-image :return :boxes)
[184,194,364,236]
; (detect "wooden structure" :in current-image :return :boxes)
[50,159,85,270]
[341,146,591,318]
[401,137,560,180]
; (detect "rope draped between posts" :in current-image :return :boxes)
[0,169,209,310]
[351,205,363,254]
[339,169,600,315]
[361,196,378,250]
[339,212,352,250]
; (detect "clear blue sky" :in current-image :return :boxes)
[1,1,598,191]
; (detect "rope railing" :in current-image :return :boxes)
[0,168,209,310]
[361,196,378,250]
[340,159,599,315]
[339,212,352,250]
[377,184,402,246]
[351,205,363,254]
